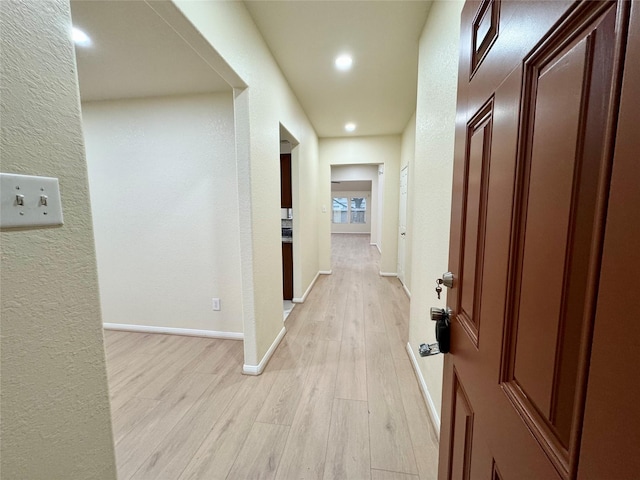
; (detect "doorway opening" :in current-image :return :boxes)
[71,0,244,341]
[330,164,382,261]
[279,124,299,319]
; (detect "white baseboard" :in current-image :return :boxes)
[370,242,377,246]
[406,342,441,438]
[376,244,382,254]
[243,326,286,375]
[379,271,398,277]
[292,271,319,303]
[103,323,243,340]
[402,282,411,299]
[292,270,331,303]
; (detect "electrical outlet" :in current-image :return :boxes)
[212,298,221,311]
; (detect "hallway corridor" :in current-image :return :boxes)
[105,234,438,480]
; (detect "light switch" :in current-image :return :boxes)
[1,173,64,228]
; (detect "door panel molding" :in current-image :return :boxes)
[471,0,501,78]
[576,2,640,477]
[457,98,494,348]
[499,2,629,477]
[440,1,633,478]
[491,459,503,480]
[448,368,475,480]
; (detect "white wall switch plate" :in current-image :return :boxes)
[1,173,64,228]
[212,298,221,311]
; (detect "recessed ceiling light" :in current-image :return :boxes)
[72,27,92,47]
[345,123,356,132]
[335,54,353,71]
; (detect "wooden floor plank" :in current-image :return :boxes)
[320,269,347,342]
[192,338,244,375]
[323,398,371,480]
[114,373,218,480]
[177,371,277,480]
[108,353,160,405]
[226,422,290,480]
[256,334,316,426]
[132,332,184,356]
[363,261,387,334]
[371,469,420,480]
[106,353,154,389]
[104,234,437,480]
[379,279,412,361]
[129,373,244,480]
[133,337,212,400]
[275,340,340,480]
[109,336,196,401]
[334,289,367,401]
[105,331,153,358]
[393,354,440,480]
[104,330,138,356]
[366,330,419,475]
[364,292,387,334]
[110,396,159,444]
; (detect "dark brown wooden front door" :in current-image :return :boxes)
[439,1,639,479]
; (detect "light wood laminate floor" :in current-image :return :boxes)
[105,234,439,480]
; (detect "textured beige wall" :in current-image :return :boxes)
[319,136,401,274]
[173,1,320,366]
[0,1,117,478]
[82,93,243,335]
[407,0,464,426]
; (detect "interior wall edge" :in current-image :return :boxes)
[242,326,287,375]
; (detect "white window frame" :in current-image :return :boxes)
[331,195,367,224]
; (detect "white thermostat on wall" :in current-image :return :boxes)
[0,173,64,228]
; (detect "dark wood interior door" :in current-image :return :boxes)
[282,242,293,300]
[280,153,292,208]
[439,1,637,478]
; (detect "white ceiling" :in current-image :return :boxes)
[245,1,432,138]
[70,1,231,102]
[70,1,431,137]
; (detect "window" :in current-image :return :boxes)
[332,195,367,224]
[332,197,348,223]
[351,197,366,224]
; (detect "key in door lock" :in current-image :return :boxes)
[435,272,455,299]
[419,307,453,356]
